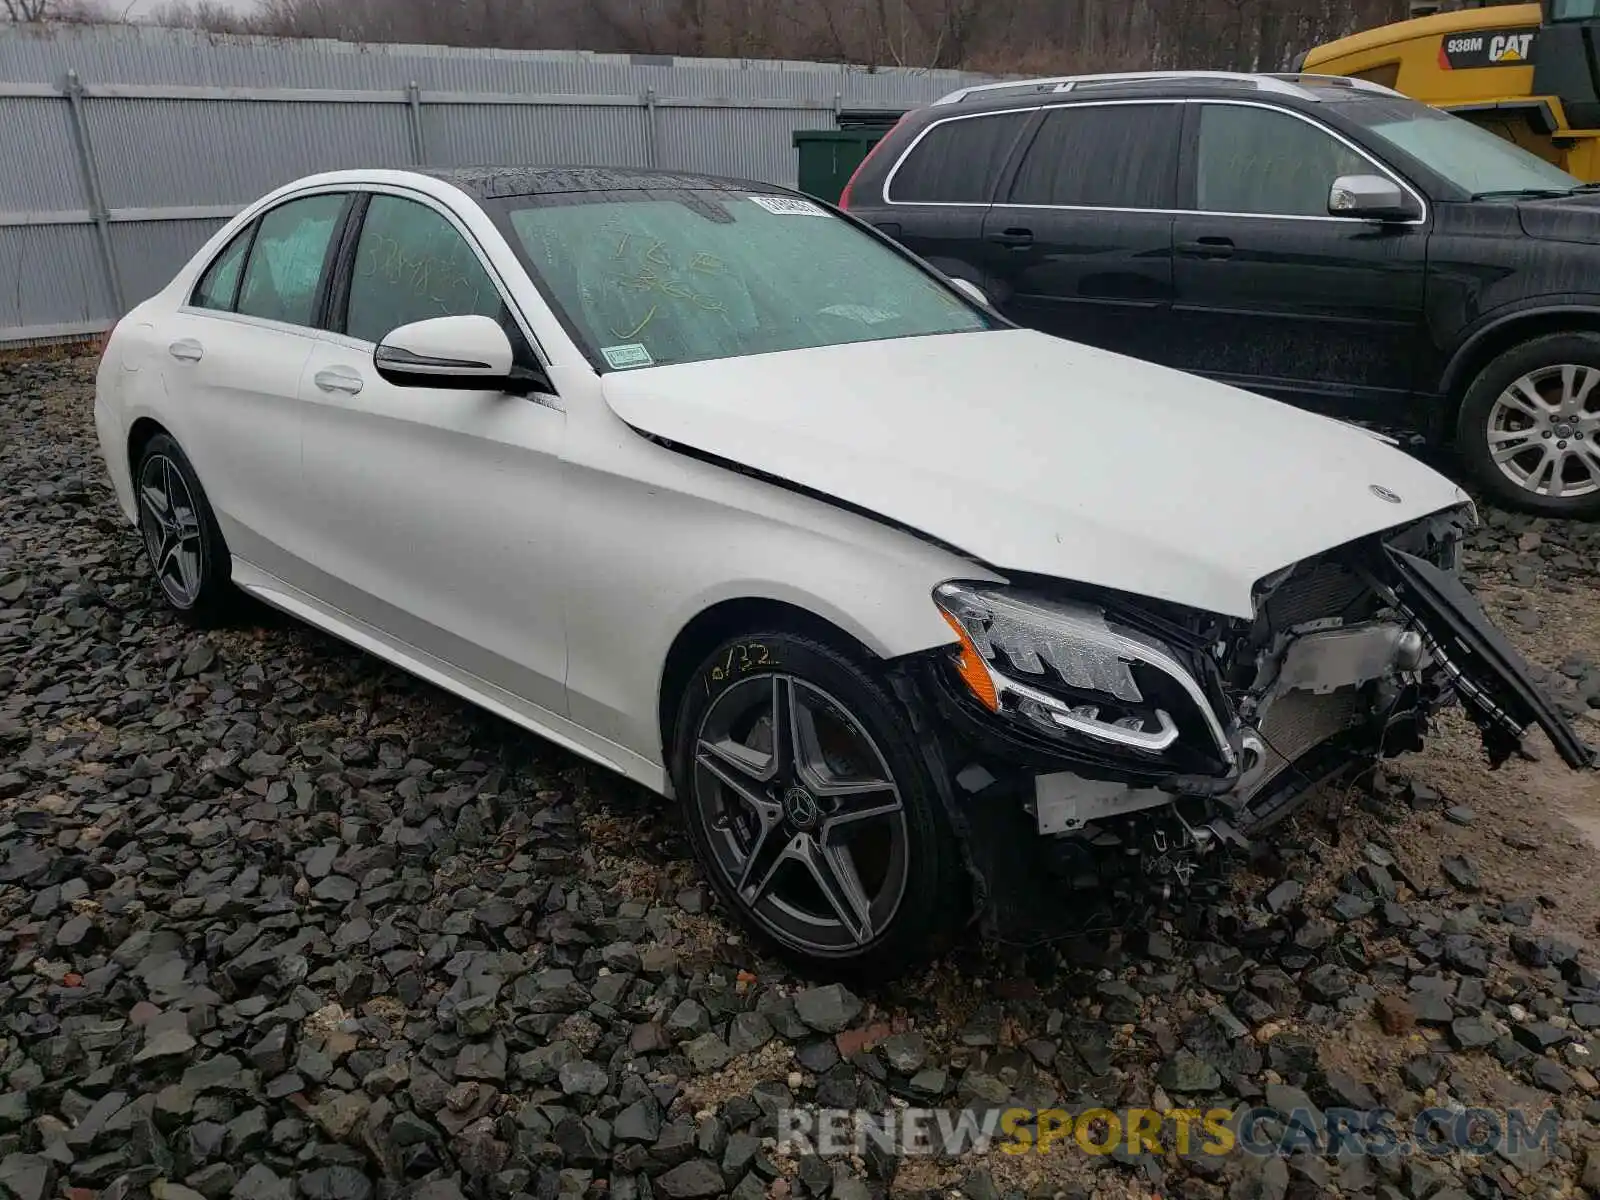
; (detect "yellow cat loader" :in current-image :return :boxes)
[1295,0,1600,179]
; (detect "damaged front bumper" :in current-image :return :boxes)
[890,506,1596,944]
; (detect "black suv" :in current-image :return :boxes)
[840,71,1600,518]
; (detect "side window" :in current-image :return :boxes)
[1195,105,1374,218]
[1007,103,1182,209]
[192,227,251,312]
[236,193,347,327]
[344,195,505,345]
[887,111,1033,204]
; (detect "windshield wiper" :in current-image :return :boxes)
[1470,187,1575,200]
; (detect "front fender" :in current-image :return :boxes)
[556,425,1003,773]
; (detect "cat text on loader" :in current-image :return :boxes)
[1295,0,1600,180]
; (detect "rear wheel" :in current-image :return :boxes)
[134,433,234,625]
[670,631,965,977]
[1457,333,1600,517]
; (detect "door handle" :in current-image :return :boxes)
[168,339,203,362]
[1176,236,1235,259]
[987,227,1035,248]
[313,367,364,396]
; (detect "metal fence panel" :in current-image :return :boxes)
[109,217,229,311]
[84,97,415,208]
[0,22,997,344]
[420,103,651,170]
[656,106,824,186]
[0,97,85,212]
[0,23,983,100]
[0,224,111,335]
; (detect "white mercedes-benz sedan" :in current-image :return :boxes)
[94,166,1593,974]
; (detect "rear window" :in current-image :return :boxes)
[886,111,1033,204]
[1007,103,1182,210]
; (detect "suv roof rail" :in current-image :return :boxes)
[1261,71,1405,98]
[931,70,1328,106]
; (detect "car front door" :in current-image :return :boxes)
[979,100,1185,366]
[1168,100,1430,420]
[158,191,351,586]
[293,189,570,717]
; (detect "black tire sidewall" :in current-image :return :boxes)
[1457,332,1600,517]
[136,433,233,624]
[669,630,962,977]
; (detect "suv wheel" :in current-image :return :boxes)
[670,630,966,978]
[1457,332,1600,518]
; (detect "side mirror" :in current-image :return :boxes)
[375,315,542,392]
[1328,174,1419,222]
[949,277,992,308]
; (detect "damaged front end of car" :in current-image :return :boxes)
[887,504,1596,947]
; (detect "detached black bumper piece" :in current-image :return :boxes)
[1385,546,1596,770]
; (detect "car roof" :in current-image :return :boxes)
[924,70,1404,115]
[416,165,783,201]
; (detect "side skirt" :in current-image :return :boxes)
[229,559,671,797]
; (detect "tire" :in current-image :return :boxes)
[133,432,235,625]
[669,630,966,978]
[1456,332,1600,518]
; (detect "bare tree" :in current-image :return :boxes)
[144,0,1414,74]
[3,0,56,21]
[149,0,255,31]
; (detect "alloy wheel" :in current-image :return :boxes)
[1485,364,1600,500]
[138,453,205,608]
[689,673,910,954]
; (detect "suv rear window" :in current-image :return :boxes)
[886,111,1033,204]
[1007,103,1182,209]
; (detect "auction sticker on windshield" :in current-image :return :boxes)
[748,195,828,216]
[602,343,655,369]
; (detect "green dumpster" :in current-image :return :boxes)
[792,128,888,205]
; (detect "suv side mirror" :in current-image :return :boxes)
[1328,174,1419,222]
[375,315,550,394]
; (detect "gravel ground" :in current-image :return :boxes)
[1,351,1599,1200]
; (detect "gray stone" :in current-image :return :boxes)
[657,1159,725,1199]
[793,984,863,1033]
[1156,1050,1221,1094]
[558,1060,609,1097]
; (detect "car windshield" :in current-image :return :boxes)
[494,190,995,370]
[1338,98,1581,196]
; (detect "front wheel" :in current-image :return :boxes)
[670,631,966,978]
[1456,333,1600,518]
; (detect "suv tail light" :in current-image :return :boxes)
[838,116,905,211]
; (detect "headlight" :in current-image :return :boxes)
[932,582,1233,765]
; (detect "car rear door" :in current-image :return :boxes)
[1168,100,1430,420]
[861,107,1038,293]
[158,190,352,588]
[979,100,1185,366]
[293,188,571,717]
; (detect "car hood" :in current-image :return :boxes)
[601,329,1469,618]
[1518,192,1600,242]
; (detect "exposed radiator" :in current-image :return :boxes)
[1242,687,1366,800]
[1260,558,1376,632]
